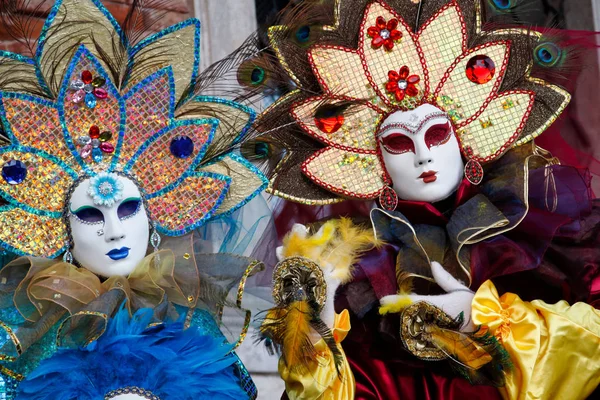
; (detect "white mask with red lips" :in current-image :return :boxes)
[68,175,150,278]
[378,104,464,203]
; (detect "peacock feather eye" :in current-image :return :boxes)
[534,42,563,67]
[487,0,517,12]
[237,58,269,88]
[250,67,266,85]
[253,141,270,159]
[295,26,311,43]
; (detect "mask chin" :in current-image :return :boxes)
[68,174,151,278]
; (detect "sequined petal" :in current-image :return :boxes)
[121,68,175,163]
[147,172,230,236]
[0,205,66,257]
[125,120,218,194]
[0,149,75,213]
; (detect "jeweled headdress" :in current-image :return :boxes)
[0,0,267,257]
[247,0,571,204]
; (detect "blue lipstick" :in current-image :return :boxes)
[106,247,130,261]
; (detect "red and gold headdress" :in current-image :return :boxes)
[248,0,571,204]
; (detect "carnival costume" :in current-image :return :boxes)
[0,0,267,398]
[245,0,600,398]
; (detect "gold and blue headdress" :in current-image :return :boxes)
[0,0,267,258]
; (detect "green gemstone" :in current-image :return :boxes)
[99,131,112,142]
[92,77,106,88]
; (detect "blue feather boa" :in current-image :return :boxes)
[17,307,247,400]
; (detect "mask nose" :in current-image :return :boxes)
[414,138,434,168]
[104,213,126,243]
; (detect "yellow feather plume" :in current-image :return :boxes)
[428,325,493,370]
[281,218,381,284]
[379,294,413,315]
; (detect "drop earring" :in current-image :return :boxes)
[150,221,161,253]
[63,240,73,264]
[379,185,399,211]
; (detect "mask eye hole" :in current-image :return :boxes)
[117,198,142,220]
[381,133,415,155]
[72,206,104,224]
[424,122,452,149]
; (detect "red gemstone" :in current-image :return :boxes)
[394,90,406,102]
[383,39,394,51]
[315,115,344,134]
[407,75,420,84]
[376,16,386,29]
[387,19,398,30]
[398,66,410,80]
[406,84,419,97]
[466,55,496,84]
[390,30,402,40]
[367,26,379,38]
[93,87,108,99]
[81,70,93,84]
[100,142,115,153]
[89,125,100,139]
[372,36,384,48]
[388,70,399,81]
[385,81,398,92]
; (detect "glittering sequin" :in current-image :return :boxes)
[147,172,229,235]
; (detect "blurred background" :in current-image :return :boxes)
[1,0,599,398]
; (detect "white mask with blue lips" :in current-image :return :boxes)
[378,104,464,203]
[68,174,150,278]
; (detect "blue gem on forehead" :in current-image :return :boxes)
[1,160,27,185]
[170,136,194,158]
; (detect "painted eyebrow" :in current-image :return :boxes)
[119,197,141,204]
[70,205,99,214]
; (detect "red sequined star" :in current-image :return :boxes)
[367,16,403,51]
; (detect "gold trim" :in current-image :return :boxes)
[268,26,302,86]
[514,80,572,146]
[0,365,24,381]
[454,151,554,285]
[56,310,108,348]
[0,320,21,361]
[232,260,265,350]
[369,208,437,285]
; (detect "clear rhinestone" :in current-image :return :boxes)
[379,29,390,39]
[398,80,408,90]
[98,181,113,195]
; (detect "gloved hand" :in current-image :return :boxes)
[380,261,475,331]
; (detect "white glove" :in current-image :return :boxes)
[380,261,475,331]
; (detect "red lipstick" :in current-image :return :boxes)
[419,171,437,183]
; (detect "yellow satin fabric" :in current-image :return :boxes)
[472,280,600,400]
[280,309,355,400]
